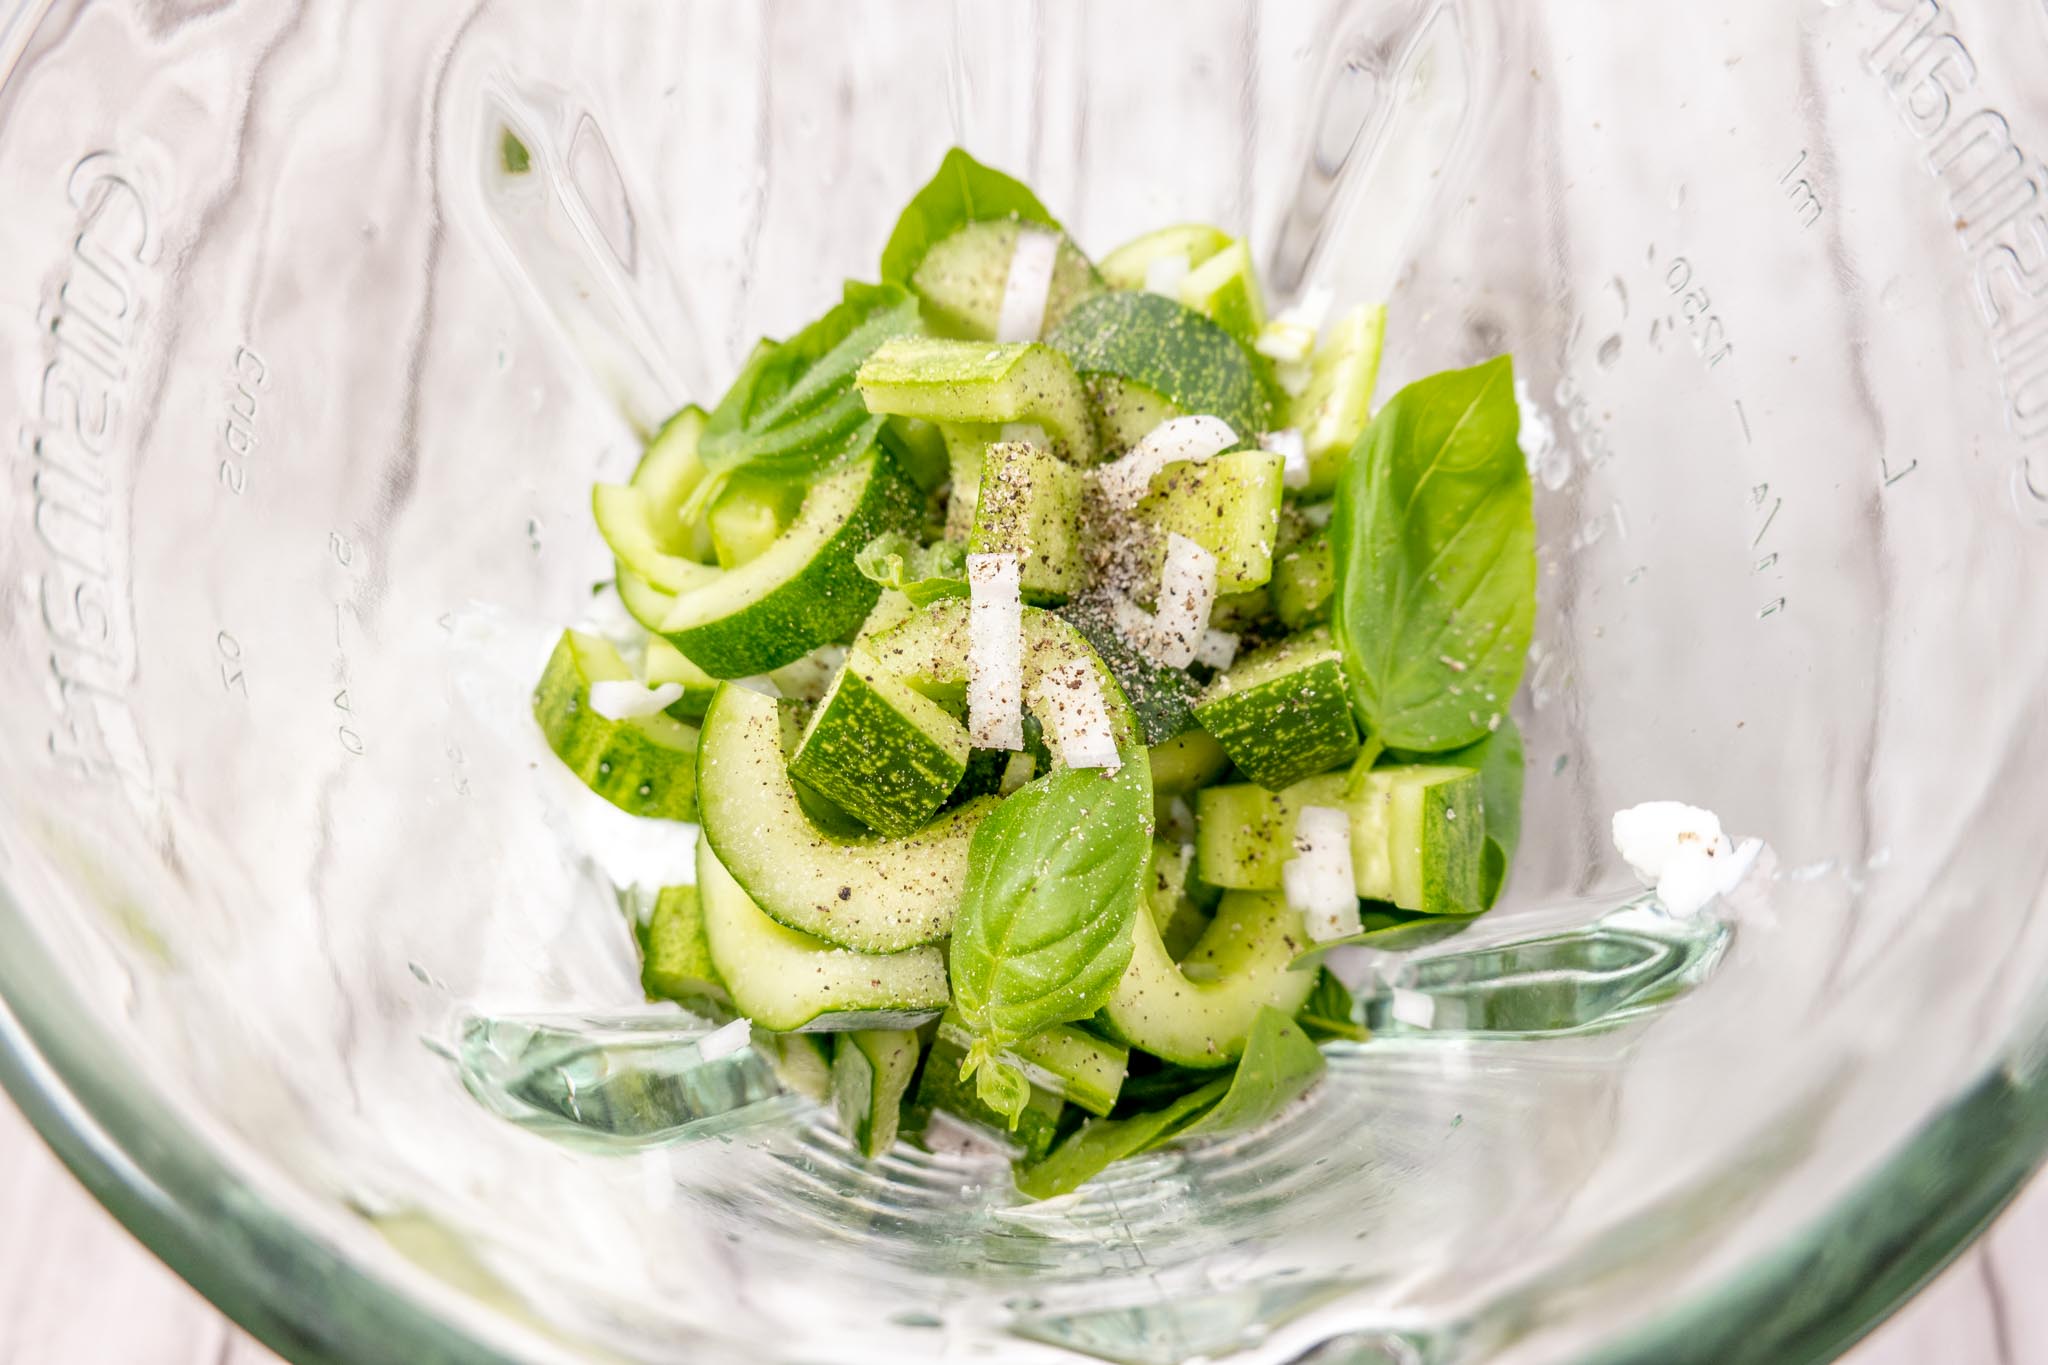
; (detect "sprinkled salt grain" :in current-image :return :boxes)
[1285,805,1360,940]
[1194,628,1240,671]
[967,552,1025,750]
[587,679,685,721]
[1262,427,1310,489]
[1033,659,1119,771]
[1143,253,1191,297]
[1095,415,1239,510]
[697,1017,752,1062]
[995,227,1059,343]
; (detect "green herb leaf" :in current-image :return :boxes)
[1176,1007,1327,1141]
[948,767,1150,1125]
[1296,968,1368,1043]
[879,148,1060,288]
[854,532,968,605]
[1431,716,1524,907]
[1331,355,1536,754]
[1014,1078,1230,1200]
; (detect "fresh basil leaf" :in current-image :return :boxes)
[880,147,1060,288]
[854,532,968,605]
[1296,968,1368,1043]
[1287,907,1474,971]
[1176,1007,1327,1141]
[1432,716,1524,907]
[1331,355,1536,754]
[948,766,1150,1124]
[1013,1077,1230,1201]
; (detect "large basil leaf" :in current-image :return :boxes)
[879,147,1060,288]
[854,532,968,605]
[1176,1007,1327,1141]
[1331,355,1536,754]
[948,766,1150,1124]
[1295,968,1367,1043]
[1432,716,1524,907]
[1013,1077,1229,1201]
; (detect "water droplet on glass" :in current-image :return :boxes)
[1596,333,1623,369]
[527,516,544,552]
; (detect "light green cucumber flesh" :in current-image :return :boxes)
[592,484,722,596]
[1193,626,1359,790]
[695,839,949,1031]
[857,337,1099,466]
[533,630,698,821]
[641,636,719,722]
[1194,764,1485,915]
[764,1033,834,1103]
[788,654,972,837]
[968,439,1084,602]
[1146,839,1215,962]
[1102,889,1318,1068]
[660,445,920,679]
[1148,729,1231,796]
[1292,304,1387,496]
[1178,240,1267,353]
[639,884,732,1013]
[1140,448,1286,593]
[1272,532,1334,630]
[910,219,1105,340]
[831,1028,923,1158]
[1085,374,1184,458]
[616,564,678,633]
[1047,290,1273,439]
[709,474,803,569]
[940,423,996,539]
[1096,223,1232,290]
[633,406,711,509]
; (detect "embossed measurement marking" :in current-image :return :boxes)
[1660,255,1734,370]
[1778,150,1826,230]
[217,344,268,496]
[214,630,248,699]
[329,530,365,757]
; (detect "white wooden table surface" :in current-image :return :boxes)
[3,1098,2042,1363]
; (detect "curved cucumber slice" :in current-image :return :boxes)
[1098,223,1233,291]
[1139,448,1286,593]
[1101,889,1317,1067]
[698,681,995,952]
[1086,374,1183,457]
[533,630,699,821]
[637,884,732,1015]
[832,1028,923,1157]
[616,563,678,633]
[857,337,1099,466]
[912,219,1105,340]
[1193,626,1359,790]
[1272,530,1334,630]
[709,474,804,569]
[1179,241,1267,355]
[789,653,972,837]
[1148,730,1230,797]
[1291,304,1386,496]
[696,839,949,1031]
[1047,291,1273,439]
[660,444,921,678]
[595,408,721,594]
[968,440,1084,602]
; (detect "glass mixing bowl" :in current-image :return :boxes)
[5,1,2048,1361]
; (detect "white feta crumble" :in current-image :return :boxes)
[586,679,685,721]
[967,552,1025,750]
[1611,800,1760,916]
[995,227,1059,343]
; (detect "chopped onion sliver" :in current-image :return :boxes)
[1279,285,1335,333]
[1096,415,1239,509]
[1194,629,1240,671]
[697,1017,752,1061]
[1034,659,1119,771]
[1286,804,1360,941]
[1143,253,1191,297]
[1262,428,1310,489]
[1151,534,1218,669]
[587,679,685,721]
[996,228,1059,343]
[967,552,1025,750]
[1255,321,1316,365]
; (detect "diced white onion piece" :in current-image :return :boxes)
[1610,800,1750,917]
[1033,659,1119,771]
[1255,321,1316,364]
[1109,594,1168,662]
[1143,253,1191,297]
[1150,534,1218,669]
[1286,804,1360,940]
[967,552,1025,750]
[1194,629,1240,670]
[587,679,685,721]
[1275,360,1313,398]
[1281,285,1335,333]
[1000,421,1049,448]
[697,1017,752,1061]
[1262,427,1310,489]
[995,227,1059,343]
[1095,415,1239,509]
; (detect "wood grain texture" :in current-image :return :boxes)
[2,1096,2041,1363]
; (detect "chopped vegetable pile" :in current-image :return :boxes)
[535,149,1538,1197]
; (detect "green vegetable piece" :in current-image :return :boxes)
[532,631,699,821]
[968,440,1084,602]
[935,1009,1127,1117]
[1178,240,1267,356]
[1085,374,1184,457]
[789,652,972,837]
[641,636,719,723]
[1192,626,1360,790]
[1331,355,1535,753]
[499,128,531,176]
[1013,1078,1230,1201]
[1174,1007,1326,1142]
[1057,598,1204,745]
[1272,530,1334,630]
[1147,729,1230,797]
[1046,291,1273,440]
[948,766,1151,1126]
[1097,223,1232,290]
[857,337,1099,466]
[1296,968,1367,1043]
[854,532,968,605]
[911,219,1105,340]
[880,147,1061,290]
[1292,304,1387,496]
[1139,448,1286,594]
[1426,716,1524,908]
[637,885,731,1014]
[708,474,803,569]
[913,1027,1067,1159]
[832,1029,923,1159]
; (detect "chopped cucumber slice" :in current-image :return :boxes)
[1085,374,1184,457]
[912,1028,1066,1157]
[593,484,722,596]
[1097,223,1232,290]
[831,1029,923,1158]
[1148,729,1231,796]
[696,839,949,1031]
[1290,304,1386,495]
[764,1033,834,1103]
[638,884,731,1014]
[1047,291,1272,439]
[660,444,921,678]
[1193,626,1360,790]
[533,630,698,821]
[641,636,719,722]
[1139,447,1286,593]
[1178,240,1267,355]
[968,440,1084,602]
[698,681,995,952]
[1101,889,1318,1067]
[940,422,996,538]
[1271,530,1334,630]
[857,337,1098,466]
[788,652,972,837]
[709,474,804,569]
[1194,764,1486,915]
[934,1009,1127,1118]
[635,406,713,510]
[911,219,1105,339]
[882,415,952,493]
[616,564,678,633]
[1146,839,1215,961]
